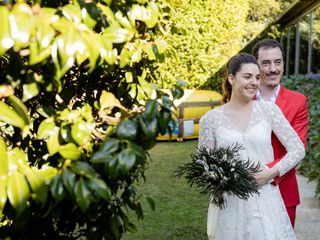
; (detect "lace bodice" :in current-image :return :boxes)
[198,100,305,177]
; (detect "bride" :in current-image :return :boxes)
[199,53,305,240]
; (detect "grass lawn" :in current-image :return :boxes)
[123,140,208,240]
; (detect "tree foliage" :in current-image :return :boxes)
[0,0,183,239]
[154,0,249,89]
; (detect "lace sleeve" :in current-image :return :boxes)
[269,103,305,177]
[198,111,217,149]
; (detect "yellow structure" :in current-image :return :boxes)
[157,89,222,141]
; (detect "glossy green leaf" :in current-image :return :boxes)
[115,11,134,30]
[139,117,157,139]
[127,142,146,165]
[0,7,14,55]
[69,161,95,179]
[118,148,136,173]
[119,47,130,68]
[92,138,118,162]
[99,91,123,111]
[143,99,159,121]
[20,167,47,204]
[9,147,28,164]
[37,118,56,139]
[145,3,159,28]
[155,39,168,54]
[59,143,81,160]
[22,82,40,102]
[102,27,133,44]
[87,177,110,200]
[0,101,26,128]
[6,95,29,125]
[74,179,91,212]
[7,171,30,214]
[29,19,55,65]
[62,169,76,195]
[110,214,123,239]
[0,175,7,211]
[100,138,120,154]
[50,175,65,203]
[143,43,156,60]
[61,4,81,23]
[79,31,99,72]
[116,119,137,140]
[71,120,92,146]
[47,127,60,155]
[0,138,8,177]
[38,165,58,181]
[81,4,98,29]
[10,4,34,50]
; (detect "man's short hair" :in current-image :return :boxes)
[252,39,285,60]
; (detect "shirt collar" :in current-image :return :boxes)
[256,84,281,103]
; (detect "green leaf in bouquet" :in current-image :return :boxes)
[59,143,81,160]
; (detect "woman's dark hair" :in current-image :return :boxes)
[222,53,258,104]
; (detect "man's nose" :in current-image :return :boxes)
[270,62,277,73]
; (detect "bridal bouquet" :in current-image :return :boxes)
[176,143,260,208]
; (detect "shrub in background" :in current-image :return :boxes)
[0,0,183,239]
[283,74,320,198]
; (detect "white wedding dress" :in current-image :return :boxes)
[198,100,305,240]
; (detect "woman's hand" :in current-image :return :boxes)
[254,166,279,187]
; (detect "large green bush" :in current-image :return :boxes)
[0,0,183,239]
[283,75,320,197]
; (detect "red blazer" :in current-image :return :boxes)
[267,84,308,207]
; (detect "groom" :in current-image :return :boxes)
[252,39,308,227]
